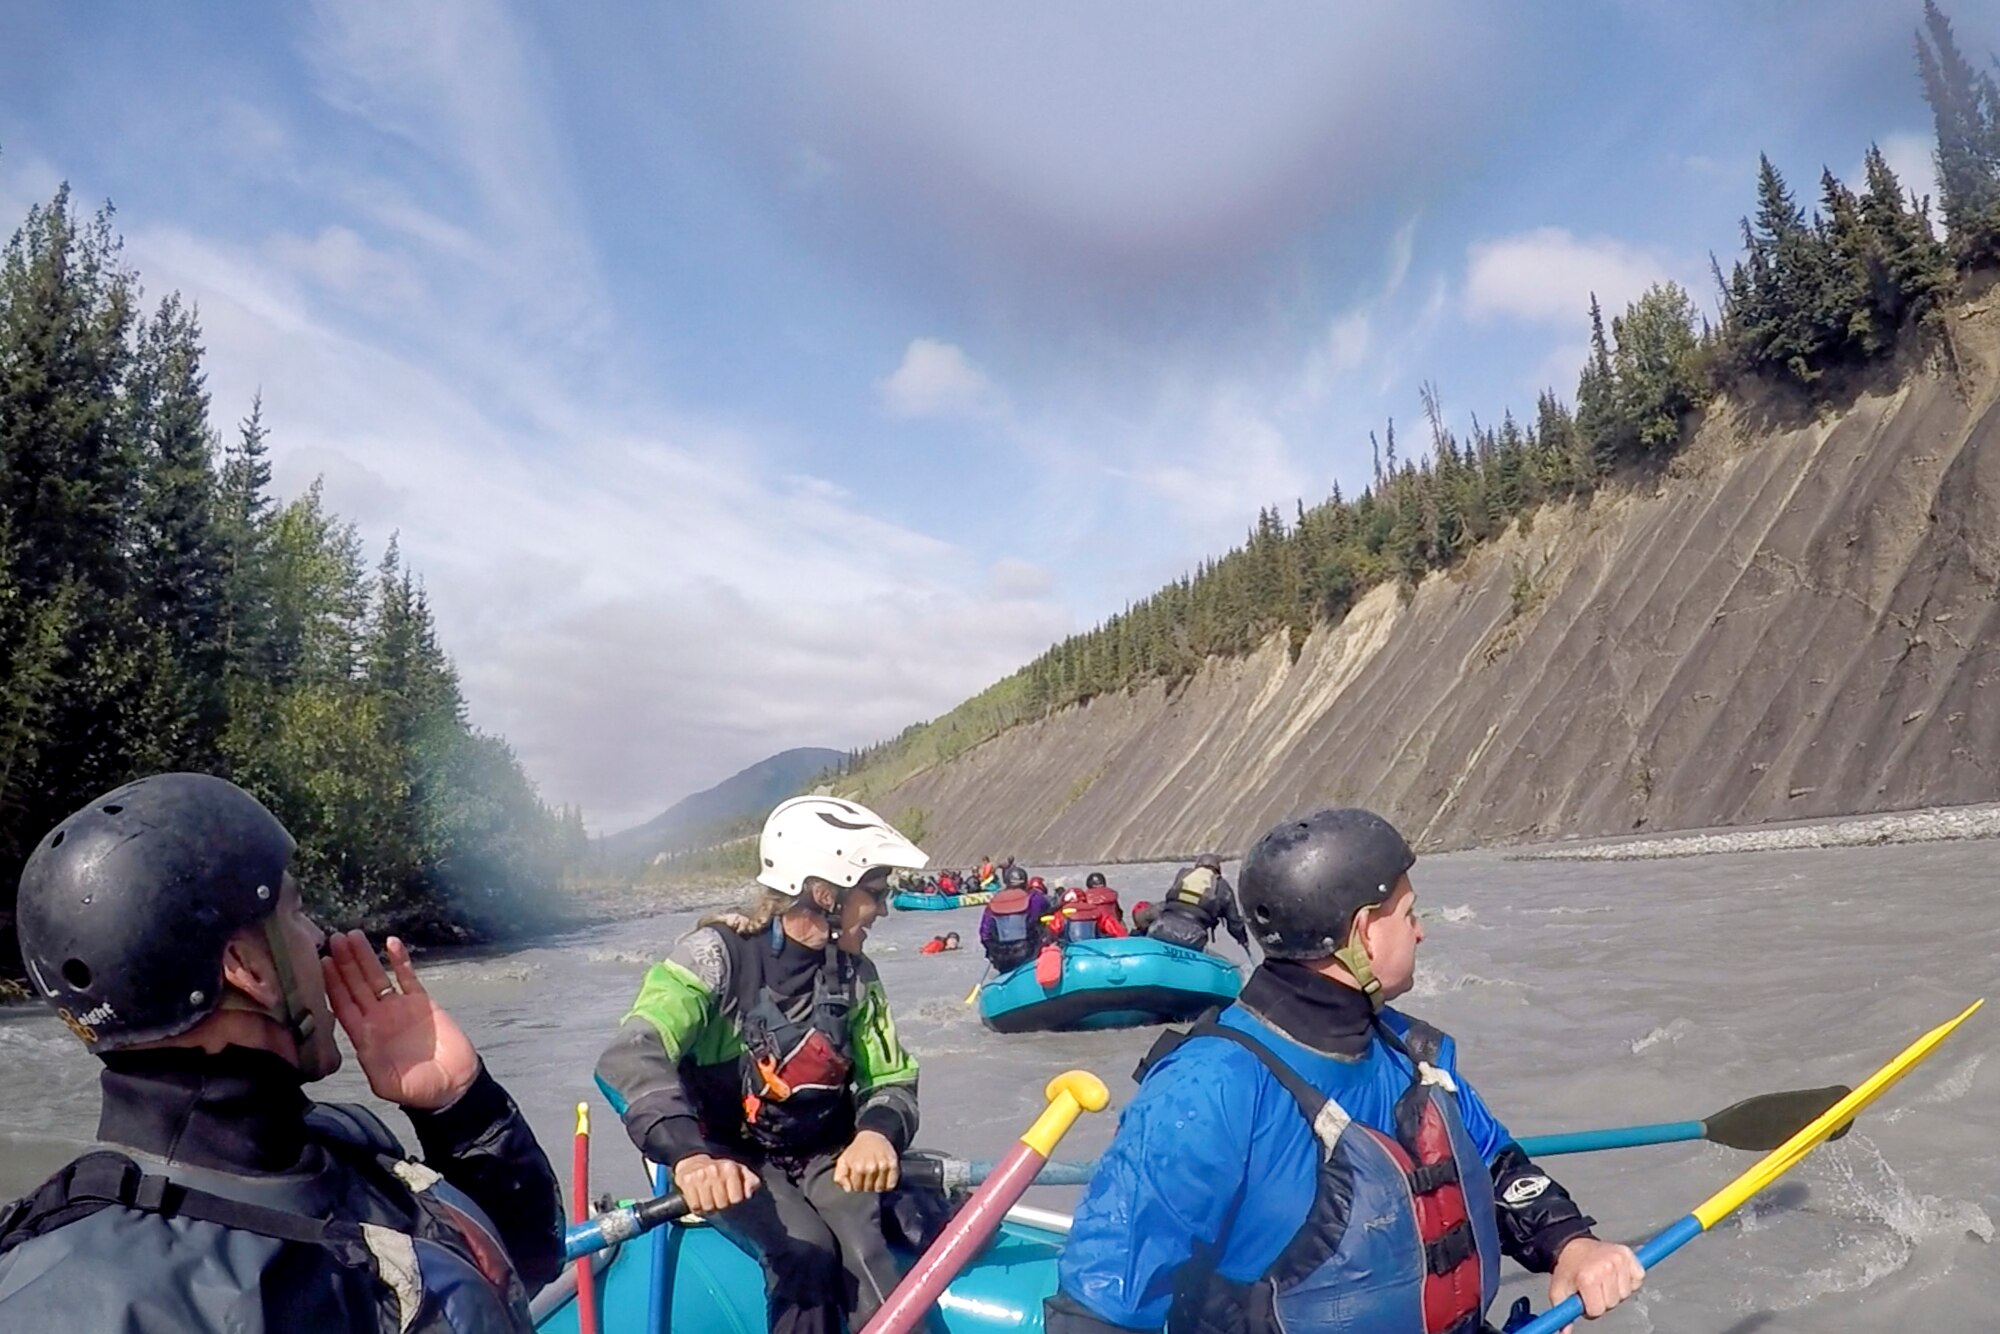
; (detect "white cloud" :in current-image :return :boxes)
[1464,227,1677,327]
[878,338,998,419]
[1119,387,1313,541]
[990,557,1054,600]
[1297,310,1372,407]
[266,225,427,315]
[137,227,1067,830]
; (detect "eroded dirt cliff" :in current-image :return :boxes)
[872,305,2000,863]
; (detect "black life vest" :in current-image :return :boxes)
[727,923,859,1151]
[0,1103,530,1334]
[1165,867,1218,920]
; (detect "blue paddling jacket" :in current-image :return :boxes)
[1046,963,1597,1334]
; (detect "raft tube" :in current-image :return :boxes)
[532,1205,1067,1333]
[890,890,994,912]
[978,936,1242,1034]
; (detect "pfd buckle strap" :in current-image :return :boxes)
[1424,1221,1478,1276]
[67,1154,144,1206]
[1408,1159,1460,1195]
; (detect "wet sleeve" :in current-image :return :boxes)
[1048,1054,1254,1331]
[1446,1043,1596,1273]
[593,929,730,1168]
[1213,876,1249,944]
[406,1062,566,1292]
[849,977,920,1151]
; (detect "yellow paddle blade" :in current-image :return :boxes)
[1692,999,1982,1230]
[963,981,981,1005]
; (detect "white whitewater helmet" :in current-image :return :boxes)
[757,795,929,896]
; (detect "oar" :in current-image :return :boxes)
[899,1083,1861,1195]
[1513,999,1982,1334]
[564,1188,693,1262]
[1516,1084,1855,1157]
[898,1153,1097,1191]
[860,1070,1111,1334]
[963,964,992,1005]
[570,1103,599,1334]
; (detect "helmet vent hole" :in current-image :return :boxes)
[101,804,123,815]
[1253,904,1272,923]
[48,830,64,848]
[61,958,92,990]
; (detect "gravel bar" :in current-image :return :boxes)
[1510,803,2000,861]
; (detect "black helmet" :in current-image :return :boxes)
[1195,851,1224,873]
[1085,871,1108,889]
[1004,865,1029,888]
[16,773,298,1053]
[1236,809,1414,963]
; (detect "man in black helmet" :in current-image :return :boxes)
[1144,851,1251,956]
[0,773,563,1333]
[1048,808,1643,1334]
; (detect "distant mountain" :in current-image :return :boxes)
[600,747,845,867]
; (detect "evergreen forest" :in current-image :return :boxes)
[0,183,589,978]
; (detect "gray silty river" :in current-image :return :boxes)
[4,841,1997,1331]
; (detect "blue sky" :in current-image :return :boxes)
[2,1,1990,830]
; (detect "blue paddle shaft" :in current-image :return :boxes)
[958,1159,1096,1187]
[1515,1120,1704,1157]
[1509,1214,1702,1334]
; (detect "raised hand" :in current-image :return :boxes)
[322,930,479,1111]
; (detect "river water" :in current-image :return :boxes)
[4,842,1997,1331]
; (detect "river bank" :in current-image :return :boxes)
[1515,801,2000,861]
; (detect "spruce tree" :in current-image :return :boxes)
[1916,0,2000,268]
[1861,144,1955,331]
[130,294,227,760]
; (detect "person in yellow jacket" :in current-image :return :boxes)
[594,796,927,1334]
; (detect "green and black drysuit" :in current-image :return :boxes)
[595,921,919,1334]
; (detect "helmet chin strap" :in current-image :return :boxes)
[215,919,321,1067]
[1334,914,1386,1011]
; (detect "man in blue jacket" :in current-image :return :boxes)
[1046,808,1644,1334]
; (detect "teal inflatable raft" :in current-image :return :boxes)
[978,936,1241,1034]
[531,1201,1066,1333]
[890,890,993,912]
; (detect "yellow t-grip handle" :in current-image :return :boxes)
[575,1101,590,1138]
[1020,1070,1111,1158]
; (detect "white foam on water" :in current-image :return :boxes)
[1883,1053,1984,1123]
[1408,970,1522,998]
[1629,1017,1694,1054]
[1756,1137,1993,1311]
[1434,904,1477,924]
[585,948,658,967]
